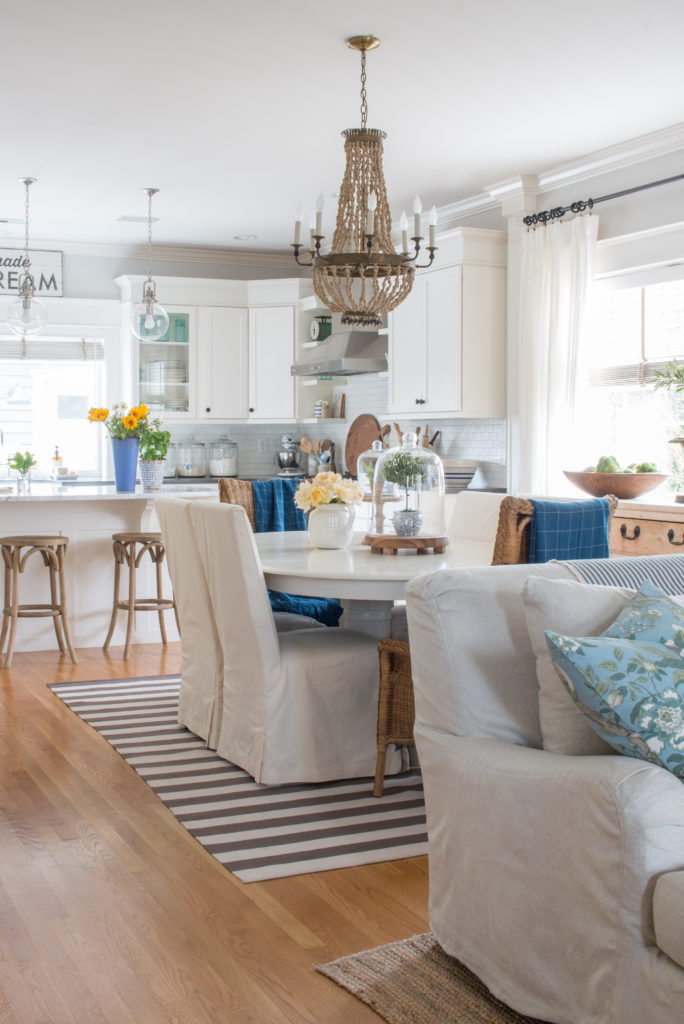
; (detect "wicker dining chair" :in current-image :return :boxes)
[218,478,256,529]
[374,637,415,797]
[490,494,619,565]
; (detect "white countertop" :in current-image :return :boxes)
[0,482,221,502]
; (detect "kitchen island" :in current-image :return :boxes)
[0,483,219,653]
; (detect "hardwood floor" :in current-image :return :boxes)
[0,643,429,1023]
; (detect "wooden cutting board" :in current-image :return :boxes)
[344,413,381,477]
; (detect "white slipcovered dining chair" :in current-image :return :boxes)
[156,496,320,750]
[155,496,224,747]
[390,490,505,642]
[188,501,403,785]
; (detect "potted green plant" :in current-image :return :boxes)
[138,420,171,493]
[652,360,684,496]
[9,450,37,494]
[381,449,427,536]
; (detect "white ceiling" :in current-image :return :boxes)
[4,0,684,253]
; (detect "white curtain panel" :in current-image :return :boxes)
[518,215,599,495]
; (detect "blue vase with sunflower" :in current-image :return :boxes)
[111,437,139,492]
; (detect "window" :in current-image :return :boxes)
[575,278,684,494]
[0,337,105,478]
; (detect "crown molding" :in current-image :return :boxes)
[422,192,501,230]
[2,122,682,266]
[536,121,684,193]
[0,237,296,270]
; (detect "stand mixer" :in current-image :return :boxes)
[273,435,303,477]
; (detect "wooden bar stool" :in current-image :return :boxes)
[0,535,78,669]
[103,532,179,659]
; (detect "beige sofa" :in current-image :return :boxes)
[405,559,684,1024]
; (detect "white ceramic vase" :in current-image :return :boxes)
[138,459,165,492]
[307,503,355,549]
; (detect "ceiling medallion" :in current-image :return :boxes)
[292,36,437,327]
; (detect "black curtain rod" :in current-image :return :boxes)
[522,172,684,226]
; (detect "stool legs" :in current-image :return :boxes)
[0,539,77,669]
[48,551,66,653]
[155,552,167,646]
[3,547,20,669]
[105,535,177,659]
[103,546,123,652]
[56,545,78,664]
[124,541,137,660]
[0,547,14,659]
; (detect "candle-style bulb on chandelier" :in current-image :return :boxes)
[130,187,169,343]
[292,36,437,327]
[6,177,48,337]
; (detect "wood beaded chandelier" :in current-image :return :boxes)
[292,36,437,327]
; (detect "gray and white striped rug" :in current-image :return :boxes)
[49,676,427,883]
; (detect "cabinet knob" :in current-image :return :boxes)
[205,407,211,413]
[415,398,426,405]
[249,407,254,413]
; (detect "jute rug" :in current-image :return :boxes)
[49,676,427,883]
[317,933,550,1024]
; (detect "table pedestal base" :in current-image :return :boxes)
[340,598,394,639]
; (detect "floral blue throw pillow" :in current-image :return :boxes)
[545,580,684,779]
[600,578,684,648]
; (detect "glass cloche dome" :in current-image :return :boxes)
[370,432,447,542]
[357,439,394,535]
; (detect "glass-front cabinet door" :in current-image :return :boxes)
[137,307,195,418]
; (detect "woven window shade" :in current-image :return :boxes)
[0,337,104,361]
[590,359,675,388]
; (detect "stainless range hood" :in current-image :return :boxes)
[290,329,387,377]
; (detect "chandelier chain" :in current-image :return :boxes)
[360,49,368,129]
[147,189,154,279]
[23,180,31,269]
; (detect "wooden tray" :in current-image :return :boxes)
[344,413,381,477]
[367,535,450,555]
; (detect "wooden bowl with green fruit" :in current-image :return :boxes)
[564,457,668,500]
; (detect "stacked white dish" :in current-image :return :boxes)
[441,458,478,492]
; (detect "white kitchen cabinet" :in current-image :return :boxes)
[136,307,195,419]
[117,276,314,423]
[388,229,506,418]
[198,306,249,419]
[248,305,295,420]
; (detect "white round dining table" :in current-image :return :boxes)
[254,529,493,637]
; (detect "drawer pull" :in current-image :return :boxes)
[667,529,684,546]
[620,524,641,541]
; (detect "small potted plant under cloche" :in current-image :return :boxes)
[380,442,428,537]
[138,420,171,493]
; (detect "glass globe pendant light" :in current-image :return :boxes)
[130,187,169,342]
[6,177,48,337]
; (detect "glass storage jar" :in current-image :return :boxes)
[371,432,447,540]
[177,442,207,477]
[208,437,238,477]
[163,443,178,477]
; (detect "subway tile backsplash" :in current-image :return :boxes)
[169,373,507,488]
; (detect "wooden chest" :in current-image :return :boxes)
[610,503,684,557]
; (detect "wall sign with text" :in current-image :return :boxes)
[0,249,63,296]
